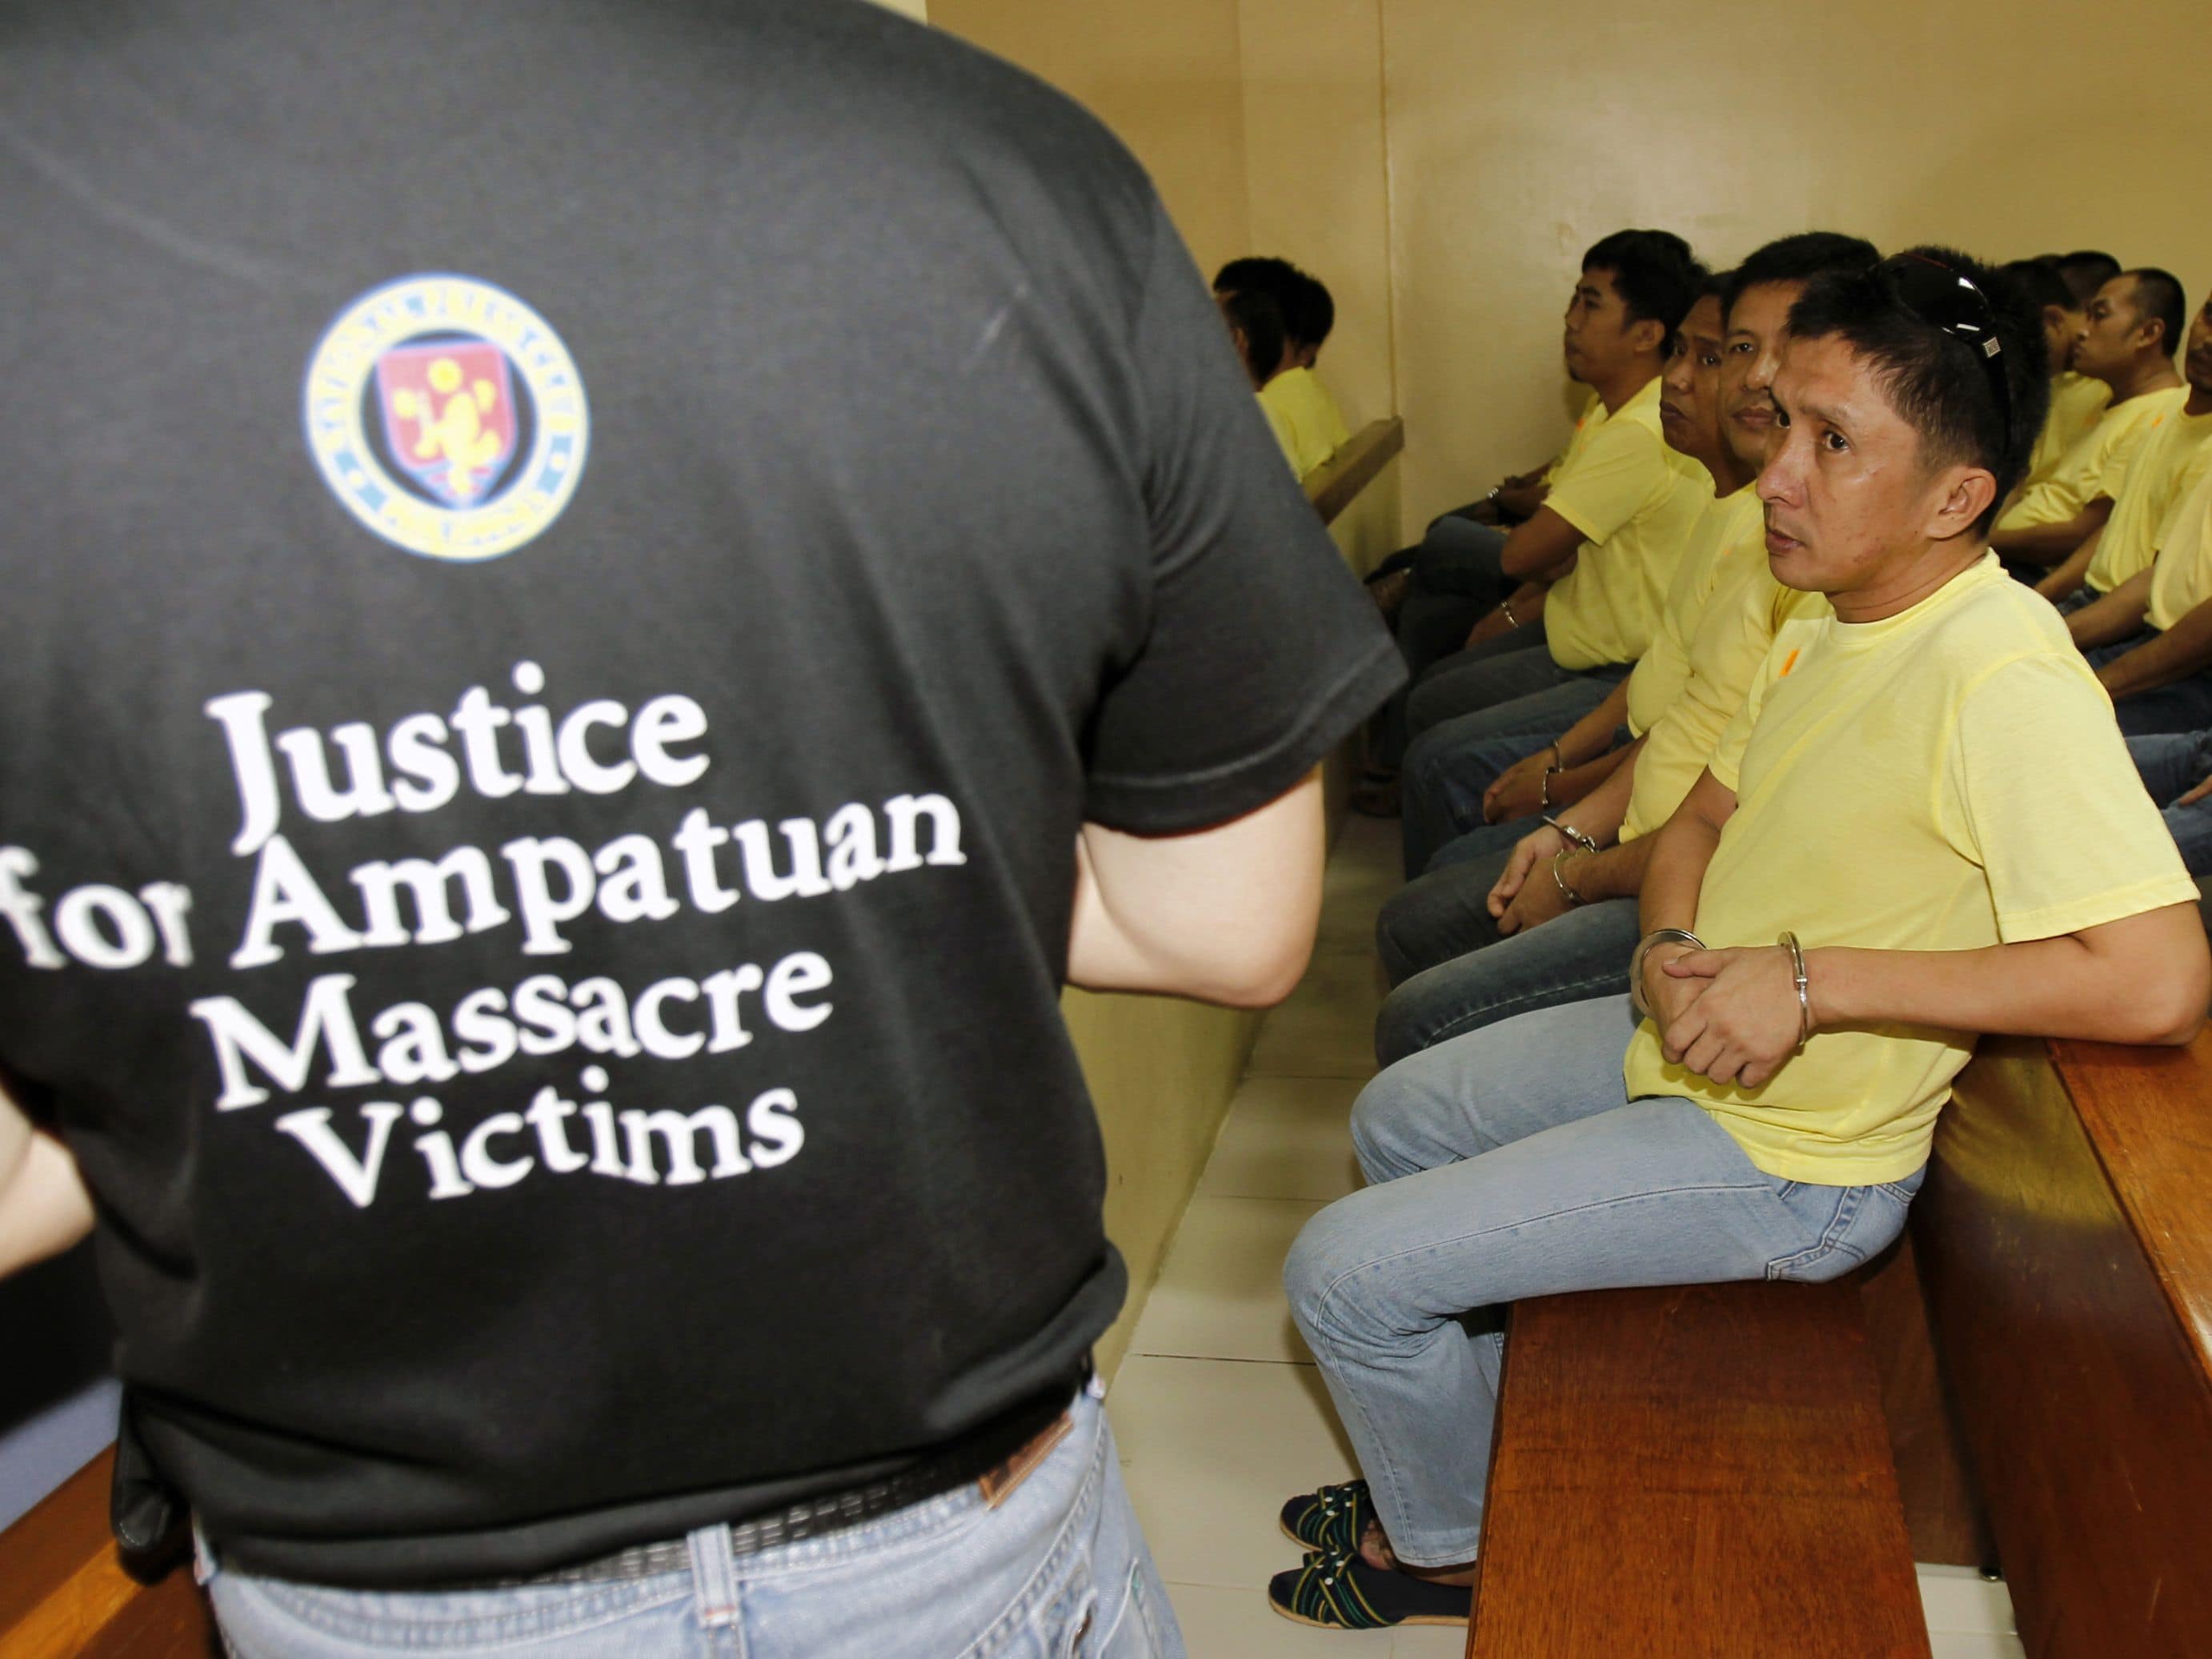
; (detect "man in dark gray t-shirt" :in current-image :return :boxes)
[0,0,1400,1651]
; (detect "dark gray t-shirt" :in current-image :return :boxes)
[0,0,1401,1584]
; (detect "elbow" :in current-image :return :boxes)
[1208,934,1316,1010]
[2123,954,2210,1048]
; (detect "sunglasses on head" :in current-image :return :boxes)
[1877,252,2013,459]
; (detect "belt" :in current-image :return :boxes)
[487,1393,1081,1589]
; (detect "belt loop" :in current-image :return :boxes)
[687,1524,740,1629]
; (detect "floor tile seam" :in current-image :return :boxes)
[1111,1352,1320,1375]
[1123,1348,1320,1368]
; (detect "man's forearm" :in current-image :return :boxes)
[1549,744,1632,812]
[1809,904,2209,1048]
[2034,537,2098,600]
[1639,805,1721,934]
[2068,571,2153,649]
[1995,501,2110,566]
[1557,679,1633,767]
[1566,831,1658,905]
[2099,597,2212,698]
[1553,746,1637,844]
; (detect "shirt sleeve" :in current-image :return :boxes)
[1705,629,1787,793]
[1943,652,2202,941]
[1544,418,1673,547]
[1081,197,1405,832]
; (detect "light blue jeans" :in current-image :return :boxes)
[206,1383,1180,1658]
[1284,995,1921,1569]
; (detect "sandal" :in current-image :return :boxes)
[1277,1479,1374,1555]
[1266,1547,1472,1630]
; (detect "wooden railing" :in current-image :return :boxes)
[1307,416,1405,527]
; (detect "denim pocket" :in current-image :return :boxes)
[1763,1172,1919,1282]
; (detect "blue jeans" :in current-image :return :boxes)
[206,1386,1180,1659]
[1398,675,1627,877]
[2114,670,2212,739]
[1284,996,1921,1569]
[1376,890,1641,1065]
[1401,728,1549,880]
[1405,639,1623,746]
[2130,728,2212,876]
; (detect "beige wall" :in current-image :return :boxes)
[932,0,1397,431]
[931,0,1254,281]
[1237,0,1397,431]
[1377,0,2212,525]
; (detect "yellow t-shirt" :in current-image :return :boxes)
[1625,485,1761,738]
[2022,371,2110,493]
[1996,386,2182,532]
[2082,399,2212,593]
[2146,468,2212,631]
[1257,367,1351,479]
[1543,377,1712,671]
[1621,555,2198,1184]
[1620,555,1829,844]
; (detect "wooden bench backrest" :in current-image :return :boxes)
[1917,1031,2212,1657]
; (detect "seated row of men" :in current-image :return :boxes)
[1259,235,2212,1632]
[1366,233,2212,1066]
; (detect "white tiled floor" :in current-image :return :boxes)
[1108,813,2026,1657]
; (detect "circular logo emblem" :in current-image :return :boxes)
[303,274,589,562]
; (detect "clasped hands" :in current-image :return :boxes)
[1485,821,1575,936]
[1641,940,1805,1091]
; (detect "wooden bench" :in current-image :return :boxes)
[1915,1032,2212,1657]
[1468,1280,1929,1657]
[0,1445,214,1657]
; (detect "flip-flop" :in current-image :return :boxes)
[1277,1479,1374,1555]
[1266,1547,1472,1630]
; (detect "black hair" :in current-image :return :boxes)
[1219,287,1287,384]
[1292,270,1335,352]
[1786,245,2050,537]
[2056,250,2122,306]
[1581,229,1705,344]
[1214,256,1332,352]
[1998,258,2078,316]
[1722,232,1880,319]
[2118,266,2187,357]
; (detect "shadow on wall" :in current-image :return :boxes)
[0,1243,118,1530]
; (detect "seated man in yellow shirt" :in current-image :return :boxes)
[1216,256,1351,479]
[2044,279,2212,619]
[1265,247,2207,1633]
[1992,257,2107,574]
[1393,231,1709,737]
[1990,266,2187,571]
[1358,230,1706,815]
[2087,467,2212,735]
